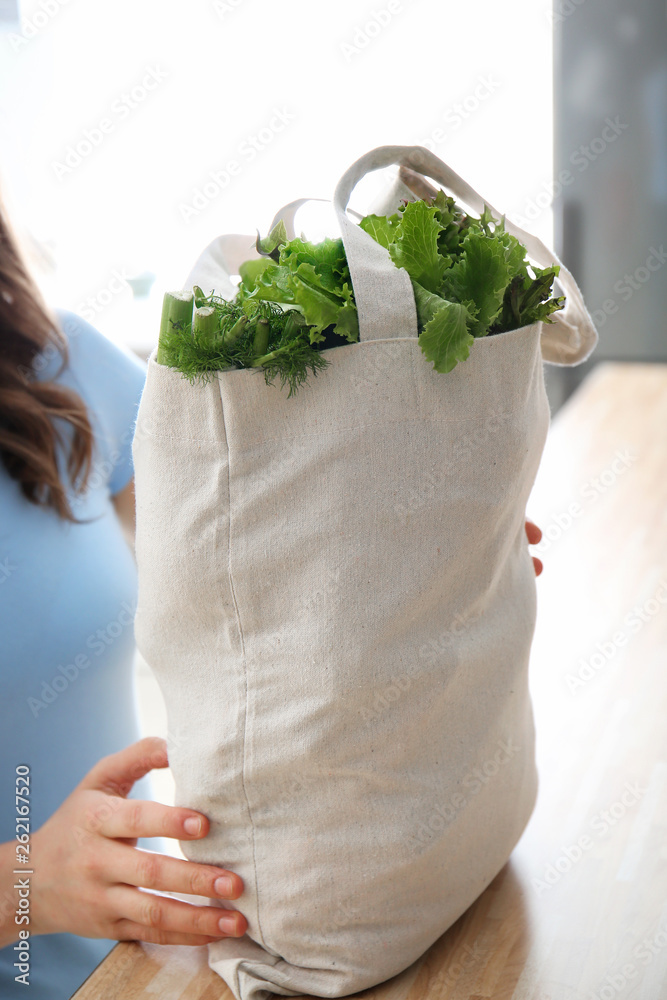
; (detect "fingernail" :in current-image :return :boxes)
[214,876,235,897]
[183,816,201,836]
[219,915,238,935]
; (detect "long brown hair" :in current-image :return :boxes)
[0,190,94,521]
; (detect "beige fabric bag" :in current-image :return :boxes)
[132,145,598,1000]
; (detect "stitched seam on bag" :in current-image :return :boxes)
[206,411,520,449]
[217,383,267,950]
[134,407,520,447]
[409,331,419,426]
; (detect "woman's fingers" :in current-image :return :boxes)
[93,796,210,844]
[105,841,243,901]
[525,520,543,576]
[110,886,247,941]
[524,519,543,545]
[80,737,169,797]
[114,920,230,947]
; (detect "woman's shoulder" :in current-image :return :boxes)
[51,308,147,416]
[52,309,147,496]
[53,309,146,383]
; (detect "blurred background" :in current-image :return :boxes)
[1,1,556,363]
[1,0,665,807]
[2,1,665,404]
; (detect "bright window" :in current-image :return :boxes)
[0,0,554,354]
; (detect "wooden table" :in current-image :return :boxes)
[73,362,667,1000]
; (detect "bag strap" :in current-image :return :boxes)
[183,233,259,297]
[268,197,326,240]
[185,200,364,296]
[333,155,419,343]
[333,145,599,362]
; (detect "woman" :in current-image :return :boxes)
[0,193,247,1000]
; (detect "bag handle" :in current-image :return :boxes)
[185,200,364,297]
[183,233,259,298]
[268,197,363,240]
[333,145,599,362]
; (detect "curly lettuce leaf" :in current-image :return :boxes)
[290,264,359,341]
[495,228,530,278]
[231,192,567,384]
[492,265,565,332]
[431,190,464,258]
[279,236,350,292]
[358,212,402,249]
[289,280,342,339]
[245,263,296,303]
[238,256,274,290]
[418,298,475,374]
[388,199,449,294]
[441,233,511,336]
[410,280,475,373]
[240,234,360,343]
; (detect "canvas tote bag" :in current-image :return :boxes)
[132,145,598,1000]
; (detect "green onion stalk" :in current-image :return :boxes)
[156,291,194,365]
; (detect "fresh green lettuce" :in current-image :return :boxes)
[359,192,564,373]
[157,190,565,392]
[387,198,450,294]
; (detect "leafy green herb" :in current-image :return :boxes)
[157,290,329,398]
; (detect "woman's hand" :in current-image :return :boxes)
[29,737,248,946]
[525,519,543,576]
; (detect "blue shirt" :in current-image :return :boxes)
[0,310,148,999]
